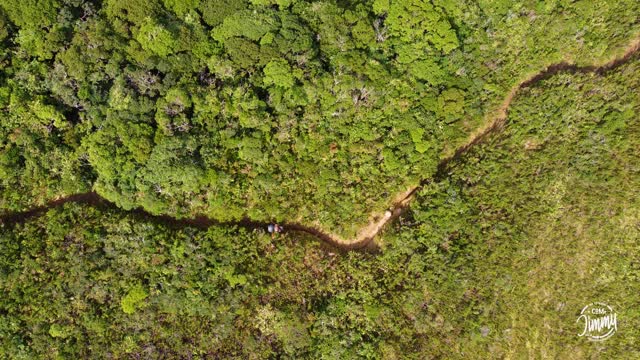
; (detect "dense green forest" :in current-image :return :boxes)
[1,0,639,358]
[2,34,640,359]
[0,0,639,235]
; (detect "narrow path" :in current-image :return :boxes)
[1,37,639,250]
[372,35,640,247]
[0,192,369,251]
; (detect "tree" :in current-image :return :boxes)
[0,0,59,29]
[136,17,177,57]
[263,59,294,88]
[198,0,248,27]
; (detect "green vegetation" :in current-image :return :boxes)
[0,0,639,237]
[1,49,639,358]
[389,54,640,357]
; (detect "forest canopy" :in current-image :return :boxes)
[0,0,638,237]
[1,52,639,358]
[1,0,640,358]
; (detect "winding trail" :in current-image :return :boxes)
[1,37,639,250]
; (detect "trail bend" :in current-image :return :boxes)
[1,36,639,251]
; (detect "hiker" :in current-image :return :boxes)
[267,223,282,239]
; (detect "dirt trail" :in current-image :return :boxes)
[346,34,640,249]
[1,36,639,250]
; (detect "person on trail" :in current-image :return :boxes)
[267,223,283,239]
